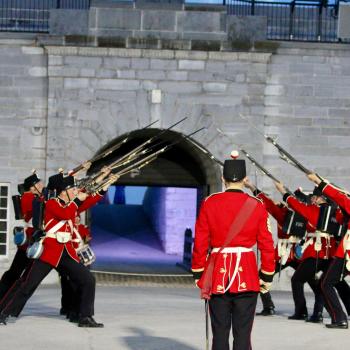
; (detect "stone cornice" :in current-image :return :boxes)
[45,45,272,62]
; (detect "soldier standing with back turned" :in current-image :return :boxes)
[192,153,275,350]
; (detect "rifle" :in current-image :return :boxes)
[77,117,187,188]
[216,128,292,193]
[238,114,350,197]
[70,119,160,175]
[185,137,224,167]
[238,114,313,174]
[87,127,206,193]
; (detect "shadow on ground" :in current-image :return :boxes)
[122,327,199,350]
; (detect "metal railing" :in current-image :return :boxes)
[227,0,341,42]
[0,0,90,33]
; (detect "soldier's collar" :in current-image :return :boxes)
[225,189,244,193]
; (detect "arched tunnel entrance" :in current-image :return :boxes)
[88,128,221,275]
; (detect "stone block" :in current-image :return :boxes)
[328,109,350,118]
[136,70,166,80]
[177,11,224,33]
[49,56,63,66]
[117,70,136,79]
[298,126,322,137]
[92,29,132,41]
[205,61,226,73]
[80,68,96,78]
[175,50,207,60]
[65,56,102,68]
[265,85,284,96]
[158,81,201,93]
[64,78,90,89]
[103,57,131,69]
[28,67,47,77]
[150,59,177,70]
[142,10,176,31]
[187,71,214,81]
[49,9,88,36]
[202,82,227,93]
[95,90,136,101]
[93,79,140,90]
[96,8,141,30]
[142,81,158,90]
[133,30,180,40]
[0,55,30,66]
[0,76,12,87]
[142,49,174,59]
[131,58,150,69]
[78,47,109,57]
[178,60,205,70]
[21,47,44,55]
[48,66,80,77]
[166,71,188,80]
[208,52,238,61]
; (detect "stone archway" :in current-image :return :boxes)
[88,128,221,274]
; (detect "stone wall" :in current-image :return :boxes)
[143,187,197,254]
[45,45,270,177]
[1,37,350,289]
[143,187,167,247]
[0,39,47,183]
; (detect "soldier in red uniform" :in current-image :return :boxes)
[60,215,93,321]
[274,181,336,322]
[192,155,275,350]
[0,173,117,327]
[244,180,306,316]
[0,173,44,301]
[307,173,350,329]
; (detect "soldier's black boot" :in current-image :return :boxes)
[288,313,308,320]
[306,312,323,323]
[69,311,79,323]
[0,314,7,325]
[256,306,275,316]
[78,316,104,328]
[256,292,275,316]
[60,308,68,316]
[325,320,348,329]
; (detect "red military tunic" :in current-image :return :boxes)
[20,191,36,251]
[192,189,275,294]
[257,192,298,263]
[72,224,92,249]
[42,193,103,267]
[319,182,350,259]
[283,194,336,260]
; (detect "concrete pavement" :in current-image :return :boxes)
[0,285,349,350]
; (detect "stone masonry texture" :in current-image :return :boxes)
[1,38,350,290]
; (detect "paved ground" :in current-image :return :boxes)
[0,285,349,350]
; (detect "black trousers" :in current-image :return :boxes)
[60,272,80,314]
[260,260,300,309]
[321,257,350,323]
[0,260,34,316]
[2,248,95,318]
[0,249,31,300]
[209,292,258,350]
[291,257,328,316]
